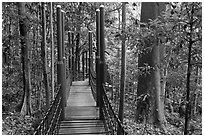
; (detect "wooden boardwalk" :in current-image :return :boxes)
[58,79,106,135]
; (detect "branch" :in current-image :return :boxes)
[107,5,122,13]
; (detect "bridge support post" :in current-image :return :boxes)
[88,31,93,85]
[96,9,100,108]
[82,52,85,80]
[85,51,88,78]
[61,10,65,65]
[78,54,81,80]
[71,32,75,81]
[99,5,105,120]
[68,31,72,73]
[56,5,65,120]
[75,33,79,80]
[61,10,67,107]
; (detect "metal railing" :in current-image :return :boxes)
[89,68,127,135]
[33,85,62,135]
[90,67,97,101]
[102,85,127,135]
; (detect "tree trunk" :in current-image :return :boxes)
[17,2,32,115]
[76,2,82,80]
[50,2,55,101]
[192,67,200,115]
[136,2,166,130]
[118,2,126,135]
[116,8,121,111]
[37,4,42,109]
[184,4,194,134]
[41,2,50,110]
[160,40,168,122]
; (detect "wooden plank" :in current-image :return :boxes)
[58,131,108,135]
[61,119,103,124]
[67,80,96,106]
[59,126,106,135]
[58,80,106,135]
[71,79,89,86]
[66,106,99,111]
[65,106,98,119]
[60,123,104,128]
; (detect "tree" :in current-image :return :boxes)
[183,2,201,135]
[118,2,126,135]
[75,2,82,80]
[50,2,55,101]
[135,2,166,130]
[41,2,50,110]
[17,2,32,115]
[161,2,202,134]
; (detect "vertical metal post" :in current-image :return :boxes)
[85,51,88,78]
[56,5,65,120]
[88,31,93,85]
[78,53,81,80]
[75,34,79,80]
[57,5,62,87]
[96,9,100,108]
[61,10,67,106]
[68,31,72,71]
[61,10,65,61]
[99,5,105,120]
[71,32,75,81]
[100,5,105,84]
[82,52,85,80]
[61,10,66,76]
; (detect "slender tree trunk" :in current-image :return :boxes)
[50,2,55,101]
[184,4,194,135]
[118,2,126,135]
[41,2,50,110]
[152,38,166,130]
[17,2,32,115]
[115,8,121,112]
[76,2,82,80]
[136,2,166,130]
[160,41,168,123]
[192,67,200,115]
[37,4,41,109]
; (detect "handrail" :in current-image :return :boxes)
[33,71,72,135]
[102,85,127,135]
[89,68,127,135]
[33,85,62,135]
[90,68,97,100]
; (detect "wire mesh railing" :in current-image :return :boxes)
[33,85,62,135]
[89,67,97,101]
[102,85,127,135]
[89,68,127,135]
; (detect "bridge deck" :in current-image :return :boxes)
[58,79,106,135]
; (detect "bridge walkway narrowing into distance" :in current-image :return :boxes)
[33,5,127,135]
[58,79,107,135]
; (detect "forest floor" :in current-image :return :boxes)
[2,108,202,135]
[124,111,202,135]
[2,112,35,135]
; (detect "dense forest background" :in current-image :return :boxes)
[2,2,202,135]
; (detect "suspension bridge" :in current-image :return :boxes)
[33,5,126,135]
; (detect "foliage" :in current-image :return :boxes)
[106,2,201,135]
[2,112,34,135]
[2,2,202,135]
